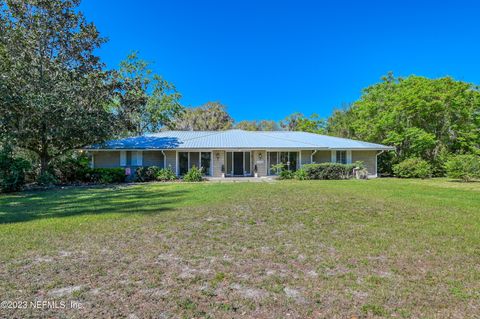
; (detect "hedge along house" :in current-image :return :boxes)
[84,130,394,178]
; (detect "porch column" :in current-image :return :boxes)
[212,150,225,177]
[120,151,127,166]
[253,150,267,177]
[263,150,268,176]
[175,151,179,176]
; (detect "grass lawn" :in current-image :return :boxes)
[0,179,479,318]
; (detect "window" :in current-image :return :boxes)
[268,152,278,174]
[288,152,298,170]
[267,151,298,175]
[226,152,233,175]
[244,152,251,174]
[189,152,199,170]
[280,152,289,170]
[336,151,347,164]
[179,152,211,175]
[126,151,132,166]
[179,152,188,175]
[201,152,211,176]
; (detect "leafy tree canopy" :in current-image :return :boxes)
[280,112,326,134]
[113,51,183,136]
[171,101,233,131]
[235,120,279,131]
[327,73,480,174]
[0,0,116,175]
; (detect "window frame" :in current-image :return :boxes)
[336,150,347,164]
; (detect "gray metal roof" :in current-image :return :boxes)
[85,130,394,150]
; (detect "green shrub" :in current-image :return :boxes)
[278,169,294,180]
[269,163,297,180]
[135,166,162,182]
[430,148,450,177]
[135,166,177,182]
[87,168,126,184]
[156,167,177,182]
[445,154,480,182]
[302,163,356,180]
[393,157,432,179]
[0,145,31,192]
[52,152,91,183]
[37,172,57,186]
[183,166,204,182]
[270,163,285,175]
[353,161,365,170]
[294,168,308,180]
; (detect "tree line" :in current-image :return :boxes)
[0,0,327,178]
[1,0,479,183]
[327,73,480,175]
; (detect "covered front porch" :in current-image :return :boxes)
[90,149,379,178]
[207,149,370,177]
[176,150,305,177]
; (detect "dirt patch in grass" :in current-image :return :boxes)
[0,179,479,318]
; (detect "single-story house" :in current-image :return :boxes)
[85,129,394,178]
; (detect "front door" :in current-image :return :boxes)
[233,152,244,175]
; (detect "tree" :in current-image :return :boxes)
[445,154,480,182]
[326,103,355,138]
[280,113,326,134]
[258,120,279,131]
[0,0,116,176]
[392,157,432,179]
[235,120,258,131]
[0,143,31,192]
[327,73,480,175]
[235,120,279,131]
[171,101,233,131]
[114,52,183,136]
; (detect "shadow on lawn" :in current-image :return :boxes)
[0,184,189,224]
[448,180,480,183]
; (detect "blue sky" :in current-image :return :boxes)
[80,0,480,122]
